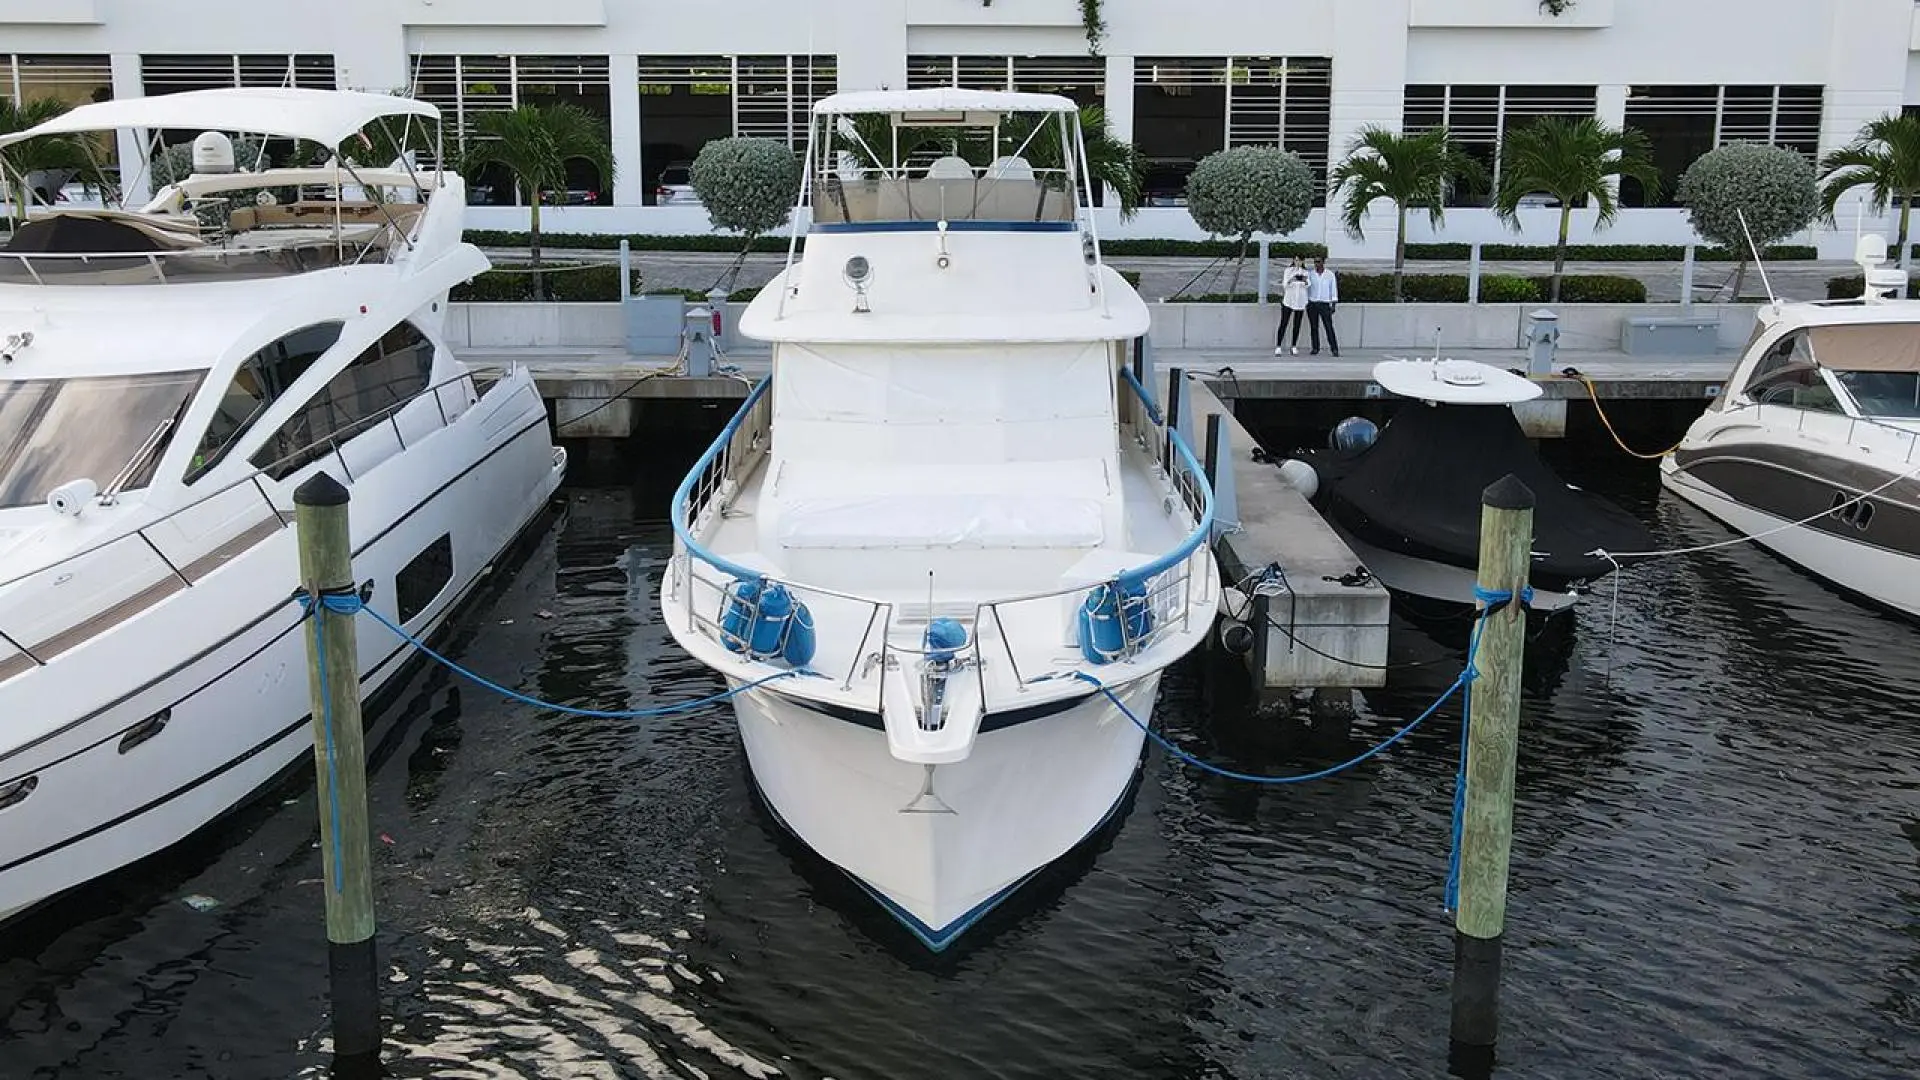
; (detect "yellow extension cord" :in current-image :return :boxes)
[1566,372,1687,461]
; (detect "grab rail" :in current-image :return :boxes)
[670,376,773,583]
[0,368,487,676]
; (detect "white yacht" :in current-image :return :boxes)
[1662,234,1920,617]
[0,88,566,922]
[661,89,1219,950]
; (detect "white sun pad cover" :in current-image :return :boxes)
[779,494,1104,549]
[771,342,1115,464]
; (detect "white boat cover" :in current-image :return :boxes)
[778,493,1104,549]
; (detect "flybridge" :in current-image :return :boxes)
[0,88,452,286]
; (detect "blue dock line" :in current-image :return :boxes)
[1074,582,1526,910]
[298,581,1527,910]
[295,590,800,720]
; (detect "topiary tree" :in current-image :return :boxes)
[1184,145,1315,298]
[691,136,801,290]
[1677,142,1818,300]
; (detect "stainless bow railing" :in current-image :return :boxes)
[668,368,1217,716]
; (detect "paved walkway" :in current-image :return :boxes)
[483,245,1854,305]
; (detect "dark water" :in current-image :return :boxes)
[3,442,1919,1080]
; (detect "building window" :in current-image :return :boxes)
[395,534,454,624]
[6,55,116,187]
[251,322,435,480]
[1133,57,1334,207]
[188,322,345,483]
[5,53,111,109]
[409,55,612,206]
[633,55,834,205]
[1402,84,1597,207]
[906,56,1107,199]
[1226,58,1333,198]
[907,55,1105,106]
[1621,84,1825,207]
[141,54,336,95]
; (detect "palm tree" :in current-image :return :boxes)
[1,95,114,224]
[1495,116,1661,302]
[1817,112,1920,265]
[994,105,1146,219]
[462,102,614,299]
[1328,125,1485,301]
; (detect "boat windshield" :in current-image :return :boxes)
[1832,370,1920,418]
[0,371,204,509]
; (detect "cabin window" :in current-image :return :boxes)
[1833,371,1920,418]
[0,372,203,509]
[1747,331,1842,413]
[186,322,345,483]
[250,322,436,480]
[395,533,454,623]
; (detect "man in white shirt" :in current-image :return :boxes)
[1305,257,1340,356]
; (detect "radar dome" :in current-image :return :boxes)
[192,131,235,175]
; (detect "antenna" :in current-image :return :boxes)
[1735,207,1779,306]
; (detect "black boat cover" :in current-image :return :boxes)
[3,214,165,254]
[1301,402,1654,590]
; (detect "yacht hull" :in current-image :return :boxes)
[1662,454,1920,618]
[0,382,564,924]
[732,672,1161,950]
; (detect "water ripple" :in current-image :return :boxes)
[4,472,1920,1078]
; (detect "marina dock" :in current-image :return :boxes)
[1179,376,1393,692]
[461,346,1733,423]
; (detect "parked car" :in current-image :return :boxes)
[1142,159,1193,208]
[654,161,702,206]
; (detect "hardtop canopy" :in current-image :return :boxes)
[0,87,439,152]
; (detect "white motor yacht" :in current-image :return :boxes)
[1662,234,1920,616]
[0,88,566,922]
[660,89,1219,950]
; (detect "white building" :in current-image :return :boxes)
[6,0,1920,256]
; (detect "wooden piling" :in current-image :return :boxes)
[1449,473,1534,1054]
[293,473,381,1070]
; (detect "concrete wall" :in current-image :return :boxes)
[448,300,1761,354]
[12,0,1918,253]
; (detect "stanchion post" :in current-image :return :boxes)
[294,473,381,1073]
[1450,474,1534,1062]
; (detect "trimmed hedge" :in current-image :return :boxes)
[1403,242,1819,262]
[463,230,1329,260]
[466,230,792,253]
[1827,274,1920,299]
[1170,272,1647,304]
[448,264,644,302]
